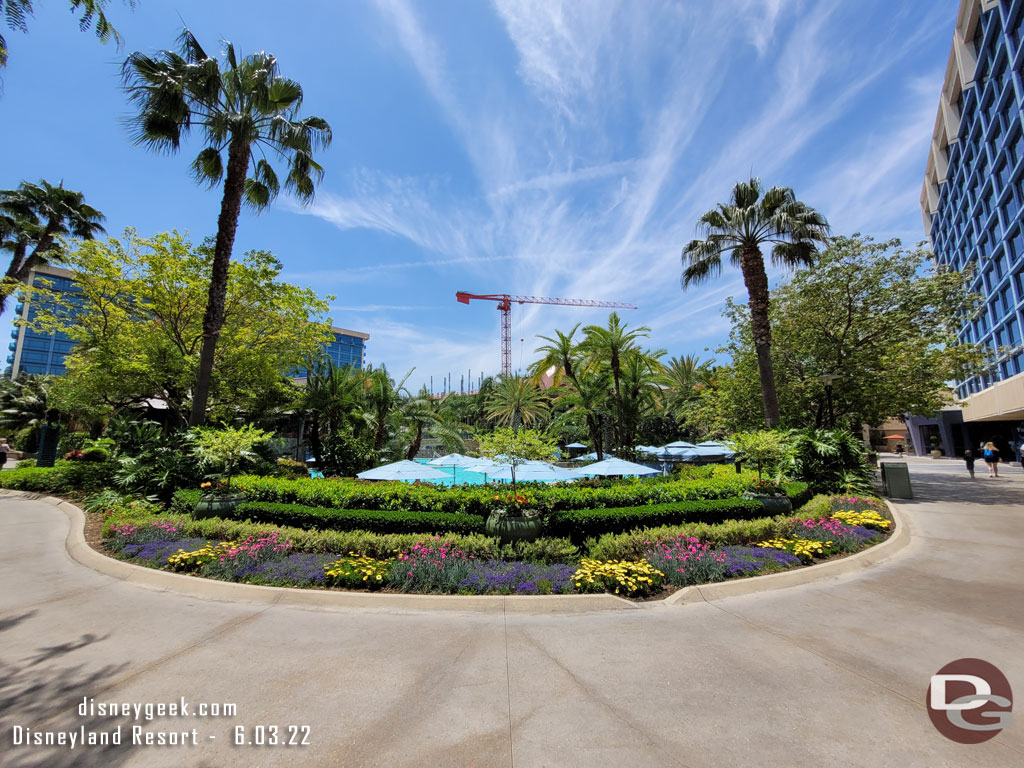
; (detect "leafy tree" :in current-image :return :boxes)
[681,178,829,427]
[363,365,412,452]
[477,426,557,496]
[485,373,549,431]
[581,312,651,449]
[0,0,132,71]
[122,30,332,426]
[0,180,104,316]
[398,386,464,460]
[732,430,789,480]
[194,424,269,491]
[29,230,332,425]
[711,235,981,430]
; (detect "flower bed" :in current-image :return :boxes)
[99,495,892,599]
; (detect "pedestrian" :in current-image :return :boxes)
[1019,442,1024,469]
[895,443,904,457]
[0,438,8,469]
[963,449,976,479]
[982,441,1000,478]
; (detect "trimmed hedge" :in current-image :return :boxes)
[218,501,486,536]
[783,481,813,509]
[231,467,760,516]
[0,461,118,494]
[547,497,766,542]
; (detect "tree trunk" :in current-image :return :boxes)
[406,423,423,461]
[1,238,39,317]
[587,413,603,461]
[189,138,250,427]
[739,244,781,427]
[611,353,623,450]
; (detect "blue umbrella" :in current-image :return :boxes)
[572,451,612,462]
[571,457,659,477]
[565,442,587,449]
[357,460,451,482]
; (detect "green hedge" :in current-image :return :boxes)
[231,467,758,516]
[219,501,486,536]
[783,481,813,509]
[169,489,201,515]
[0,461,118,494]
[547,497,766,542]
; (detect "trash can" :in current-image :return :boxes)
[880,461,912,499]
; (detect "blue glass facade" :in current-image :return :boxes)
[5,268,82,377]
[925,0,1024,403]
[289,329,369,379]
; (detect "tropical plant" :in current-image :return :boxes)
[581,312,650,450]
[363,365,411,452]
[0,180,105,316]
[660,354,714,420]
[122,29,332,426]
[784,428,873,493]
[681,178,829,427]
[531,323,582,387]
[553,368,611,460]
[485,373,549,431]
[0,0,132,71]
[297,356,368,470]
[399,386,464,461]
[0,373,60,450]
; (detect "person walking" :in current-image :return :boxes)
[964,449,976,479]
[1018,441,1024,469]
[0,438,8,470]
[982,441,1001,477]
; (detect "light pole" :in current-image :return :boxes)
[817,374,841,428]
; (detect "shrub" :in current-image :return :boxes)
[81,447,110,462]
[498,537,578,565]
[643,537,729,587]
[547,497,765,542]
[169,489,201,515]
[572,558,664,597]
[218,501,486,536]
[0,461,118,493]
[229,466,759,516]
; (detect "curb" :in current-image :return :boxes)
[661,499,910,605]
[1,490,910,613]
[0,490,637,614]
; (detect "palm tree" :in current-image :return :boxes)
[681,178,829,427]
[558,368,611,460]
[399,386,464,460]
[1,0,130,72]
[0,180,105,316]
[363,365,412,452]
[297,357,365,468]
[660,354,714,420]
[0,373,59,451]
[122,30,332,427]
[618,347,666,449]
[485,374,549,431]
[581,312,650,450]
[531,323,582,388]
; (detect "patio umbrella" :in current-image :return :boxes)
[572,451,612,462]
[482,463,578,482]
[665,441,698,449]
[357,460,451,482]
[565,442,587,449]
[883,435,906,440]
[427,453,476,466]
[571,457,659,477]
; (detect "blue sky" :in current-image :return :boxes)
[1,0,956,391]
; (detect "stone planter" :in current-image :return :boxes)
[485,512,544,545]
[930,449,943,459]
[742,493,793,516]
[194,493,247,519]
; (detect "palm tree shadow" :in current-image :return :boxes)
[0,616,134,767]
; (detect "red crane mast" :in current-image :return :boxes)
[455,291,638,377]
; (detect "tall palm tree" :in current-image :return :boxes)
[0,180,105,316]
[618,347,666,449]
[531,323,581,388]
[581,312,650,450]
[1,0,130,72]
[122,29,332,426]
[558,368,611,460]
[485,374,549,431]
[682,178,829,427]
[297,357,365,468]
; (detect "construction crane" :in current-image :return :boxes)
[455,291,638,377]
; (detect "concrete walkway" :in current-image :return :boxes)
[0,458,1021,767]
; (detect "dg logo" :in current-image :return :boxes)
[927,658,1014,743]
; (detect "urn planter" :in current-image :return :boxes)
[485,511,544,544]
[194,493,247,519]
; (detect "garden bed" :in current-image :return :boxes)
[92,494,892,600]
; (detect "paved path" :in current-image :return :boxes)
[0,458,1022,767]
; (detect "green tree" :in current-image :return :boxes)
[296,356,368,471]
[682,178,829,427]
[399,386,464,460]
[485,373,549,430]
[731,430,789,480]
[0,180,105,316]
[0,373,60,451]
[531,323,582,387]
[194,424,269,491]
[712,235,981,430]
[122,30,332,426]
[477,426,557,496]
[0,0,131,70]
[581,312,650,450]
[30,230,333,425]
[555,367,611,459]
[363,365,412,452]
